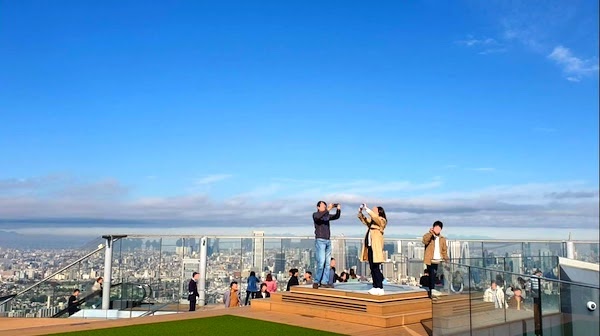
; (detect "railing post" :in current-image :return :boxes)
[468,265,473,336]
[566,241,575,259]
[534,277,543,336]
[199,236,208,307]
[101,236,113,310]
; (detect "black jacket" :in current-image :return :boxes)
[188,279,199,297]
[67,295,79,315]
[312,209,341,240]
[286,275,299,291]
[256,291,271,299]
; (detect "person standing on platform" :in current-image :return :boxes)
[312,201,341,289]
[357,203,387,295]
[244,271,260,306]
[188,272,200,311]
[264,273,278,293]
[422,221,449,298]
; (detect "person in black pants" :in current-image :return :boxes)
[357,203,388,296]
[188,272,200,311]
[67,289,81,316]
[422,221,448,298]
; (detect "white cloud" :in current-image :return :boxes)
[456,36,507,56]
[194,174,232,185]
[547,46,599,81]
[478,48,507,55]
[469,167,496,172]
[456,36,498,47]
[0,175,598,232]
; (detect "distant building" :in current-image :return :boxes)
[253,231,265,273]
[407,242,425,260]
[274,252,286,274]
[346,246,359,271]
[449,241,461,261]
[332,239,347,271]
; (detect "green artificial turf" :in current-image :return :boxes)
[48,315,344,336]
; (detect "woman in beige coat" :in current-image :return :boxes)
[357,203,387,295]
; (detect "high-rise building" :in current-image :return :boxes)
[449,241,462,261]
[511,253,523,274]
[461,242,471,264]
[346,246,359,271]
[332,239,347,272]
[274,252,286,274]
[281,239,292,249]
[242,238,253,253]
[253,231,265,273]
[407,242,425,260]
[391,254,407,279]
[383,243,395,260]
[382,262,395,281]
[212,238,220,254]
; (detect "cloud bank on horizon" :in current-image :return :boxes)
[0,174,597,231]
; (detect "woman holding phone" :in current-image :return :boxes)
[357,203,387,295]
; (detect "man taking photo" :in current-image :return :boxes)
[312,201,341,289]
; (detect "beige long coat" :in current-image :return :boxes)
[358,208,387,263]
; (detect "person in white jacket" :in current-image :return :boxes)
[483,280,506,309]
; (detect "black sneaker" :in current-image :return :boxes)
[312,283,320,289]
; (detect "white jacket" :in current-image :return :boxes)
[483,287,506,308]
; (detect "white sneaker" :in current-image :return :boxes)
[367,288,379,295]
[377,288,385,296]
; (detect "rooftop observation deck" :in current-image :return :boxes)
[0,235,598,335]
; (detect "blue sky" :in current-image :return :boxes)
[0,0,598,239]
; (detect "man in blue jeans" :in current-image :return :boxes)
[312,201,341,289]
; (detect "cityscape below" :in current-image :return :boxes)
[1,231,598,318]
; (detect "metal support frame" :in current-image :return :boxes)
[199,236,208,306]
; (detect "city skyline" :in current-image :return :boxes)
[0,1,598,239]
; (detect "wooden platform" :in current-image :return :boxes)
[251,285,433,328]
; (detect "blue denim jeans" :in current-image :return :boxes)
[314,238,332,285]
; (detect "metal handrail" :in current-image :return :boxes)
[117,234,599,243]
[444,261,600,290]
[0,244,106,307]
[137,301,173,318]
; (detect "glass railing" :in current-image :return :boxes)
[0,238,107,318]
[432,261,599,335]
[1,234,597,319]
[106,236,597,308]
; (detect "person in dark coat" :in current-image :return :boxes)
[286,268,299,291]
[419,269,430,288]
[256,283,271,299]
[67,289,81,316]
[188,272,200,311]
